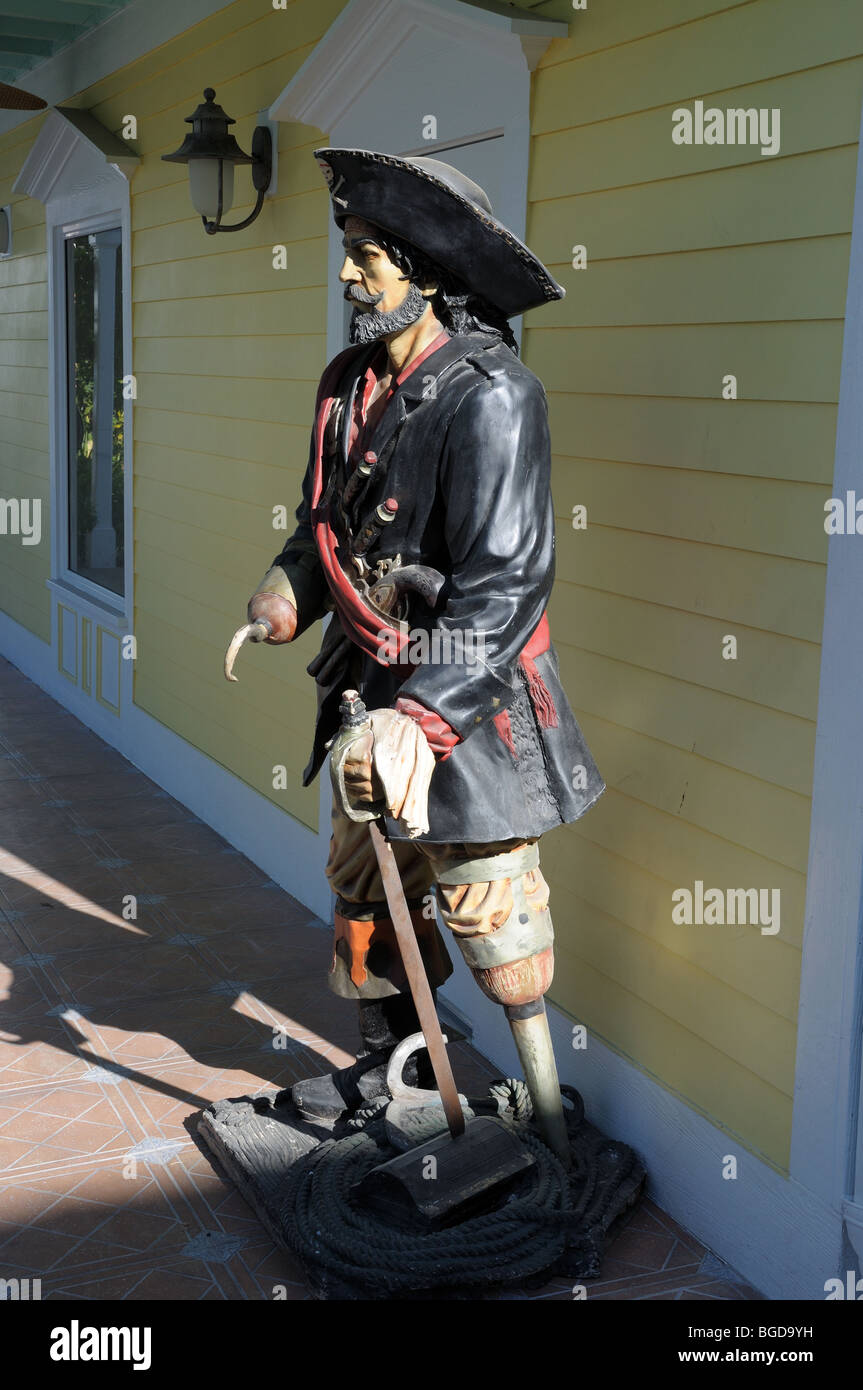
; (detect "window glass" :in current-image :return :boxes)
[65,227,124,596]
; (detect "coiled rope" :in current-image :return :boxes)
[278,1081,637,1298]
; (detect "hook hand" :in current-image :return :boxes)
[224,620,270,682]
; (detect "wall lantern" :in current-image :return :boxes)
[162,88,273,234]
[0,205,11,258]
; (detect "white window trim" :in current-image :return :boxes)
[45,186,133,629]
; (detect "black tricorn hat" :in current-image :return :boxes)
[314,147,564,319]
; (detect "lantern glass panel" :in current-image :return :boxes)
[189,158,233,219]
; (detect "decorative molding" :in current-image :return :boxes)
[13,107,138,203]
[269,0,567,131]
[95,627,121,715]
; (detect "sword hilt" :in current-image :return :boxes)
[338,689,370,730]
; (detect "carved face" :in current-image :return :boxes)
[339,215,410,315]
[338,215,437,345]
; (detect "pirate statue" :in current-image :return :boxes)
[224,149,605,1158]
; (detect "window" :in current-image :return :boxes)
[64,225,125,597]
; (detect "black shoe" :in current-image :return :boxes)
[291,994,436,1122]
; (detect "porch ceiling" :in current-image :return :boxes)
[0,0,137,86]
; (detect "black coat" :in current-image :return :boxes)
[271,330,606,844]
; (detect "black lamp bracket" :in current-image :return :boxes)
[203,125,273,235]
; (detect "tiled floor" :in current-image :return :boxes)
[0,656,765,1301]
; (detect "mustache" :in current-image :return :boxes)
[344,284,385,306]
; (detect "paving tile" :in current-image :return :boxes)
[0,832,112,875]
[11,902,158,956]
[30,770,160,804]
[47,941,219,1007]
[119,854,272,896]
[0,861,128,913]
[0,1082,137,1176]
[86,989,275,1066]
[0,1027,92,1090]
[159,883,314,936]
[16,745,137,778]
[197,923,328,985]
[0,953,58,1021]
[0,779,44,811]
[0,656,767,1302]
[70,794,198,832]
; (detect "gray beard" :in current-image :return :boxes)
[348,281,429,345]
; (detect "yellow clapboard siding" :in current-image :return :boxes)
[540,830,801,1019]
[546,393,837,484]
[86,0,345,122]
[554,896,796,1095]
[133,404,310,469]
[0,573,50,640]
[82,0,341,107]
[530,60,863,200]
[0,124,45,183]
[0,311,48,341]
[0,252,46,288]
[0,224,49,262]
[0,416,49,453]
[532,0,863,132]
[0,389,47,425]
[554,643,815,798]
[556,526,827,643]
[133,607,316,746]
[132,629,317,774]
[133,672,320,832]
[551,456,831,564]
[0,282,48,314]
[0,197,46,233]
[134,565,320,704]
[529,321,844,405]
[133,503,308,591]
[134,372,316,427]
[549,585,820,722]
[133,336,326,382]
[0,533,50,585]
[571,788,807,949]
[133,236,326,302]
[577,711,812,873]
[547,238,852,326]
[133,189,328,269]
[135,443,306,517]
[135,475,307,549]
[533,0,764,64]
[0,364,48,397]
[0,339,49,370]
[133,286,326,339]
[549,950,792,1168]
[529,147,858,264]
[0,447,49,485]
[0,546,51,596]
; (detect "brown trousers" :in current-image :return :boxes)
[324,802,548,999]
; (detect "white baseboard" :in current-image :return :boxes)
[0,605,844,1299]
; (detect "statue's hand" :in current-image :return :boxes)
[342,709,436,838]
